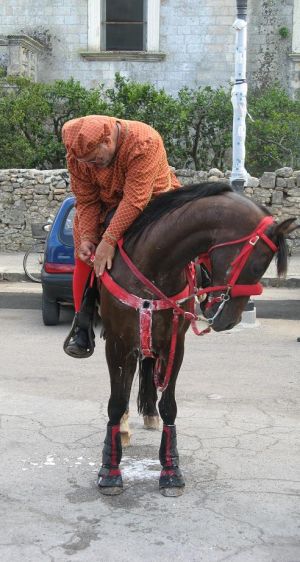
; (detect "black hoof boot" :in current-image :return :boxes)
[98,424,123,495]
[159,424,185,496]
[63,312,95,358]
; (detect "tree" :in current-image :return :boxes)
[0,77,109,168]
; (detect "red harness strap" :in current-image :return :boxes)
[210,216,277,287]
[101,269,191,390]
[117,240,195,319]
[101,270,190,312]
[196,216,277,309]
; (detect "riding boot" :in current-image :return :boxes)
[98,423,123,489]
[63,277,98,358]
[159,424,185,490]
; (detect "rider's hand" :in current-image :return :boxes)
[94,239,116,277]
[78,240,96,264]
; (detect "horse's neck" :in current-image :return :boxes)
[120,193,260,293]
[131,196,230,268]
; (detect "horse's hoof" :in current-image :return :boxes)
[160,487,184,497]
[143,415,160,430]
[99,486,124,496]
[159,467,185,494]
[97,466,123,493]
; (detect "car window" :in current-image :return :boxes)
[59,205,75,247]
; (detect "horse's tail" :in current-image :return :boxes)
[137,357,157,415]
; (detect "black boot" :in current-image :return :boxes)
[63,275,98,358]
[63,311,95,358]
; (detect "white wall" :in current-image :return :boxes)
[0,0,235,93]
[0,1,295,95]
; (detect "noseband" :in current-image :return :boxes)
[100,215,278,391]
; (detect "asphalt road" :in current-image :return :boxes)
[0,284,299,561]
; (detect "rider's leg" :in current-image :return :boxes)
[63,259,96,358]
[73,258,92,313]
[64,208,117,359]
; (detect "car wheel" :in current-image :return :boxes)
[42,293,60,325]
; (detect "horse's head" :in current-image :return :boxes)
[201,217,298,332]
[125,182,298,333]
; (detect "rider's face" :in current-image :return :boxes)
[77,124,119,169]
[78,142,115,169]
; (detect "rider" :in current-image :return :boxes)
[62,115,181,358]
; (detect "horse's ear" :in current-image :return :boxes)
[272,218,299,237]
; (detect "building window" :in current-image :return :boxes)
[104,0,145,51]
[292,0,300,53]
[85,0,164,60]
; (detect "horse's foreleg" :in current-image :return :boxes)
[158,339,185,497]
[158,421,185,496]
[98,422,123,495]
[98,338,137,495]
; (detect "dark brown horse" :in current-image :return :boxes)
[97,182,297,496]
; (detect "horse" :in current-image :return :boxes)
[96,181,297,496]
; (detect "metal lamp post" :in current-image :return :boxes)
[230,0,248,193]
[231,0,256,322]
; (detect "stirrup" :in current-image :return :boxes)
[63,313,95,358]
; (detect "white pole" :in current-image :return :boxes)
[230,1,248,192]
[231,1,256,324]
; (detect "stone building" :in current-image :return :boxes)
[0,0,299,97]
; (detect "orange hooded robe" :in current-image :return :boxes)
[62,115,181,254]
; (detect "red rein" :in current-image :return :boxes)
[100,216,278,392]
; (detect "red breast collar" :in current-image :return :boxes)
[101,271,190,311]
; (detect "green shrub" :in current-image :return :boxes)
[246,86,300,175]
[0,74,299,176]
[177,86,232,170]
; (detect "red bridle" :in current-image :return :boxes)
[193,215,278,313]
[100,215,278,391]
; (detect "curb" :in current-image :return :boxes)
[261,277,300,288]
[0,273,27,282]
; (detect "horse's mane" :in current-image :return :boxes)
[125,181,233,239]
[125,180,289,278]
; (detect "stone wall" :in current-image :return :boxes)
[247,0,294,94]
[0,167,299,252]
